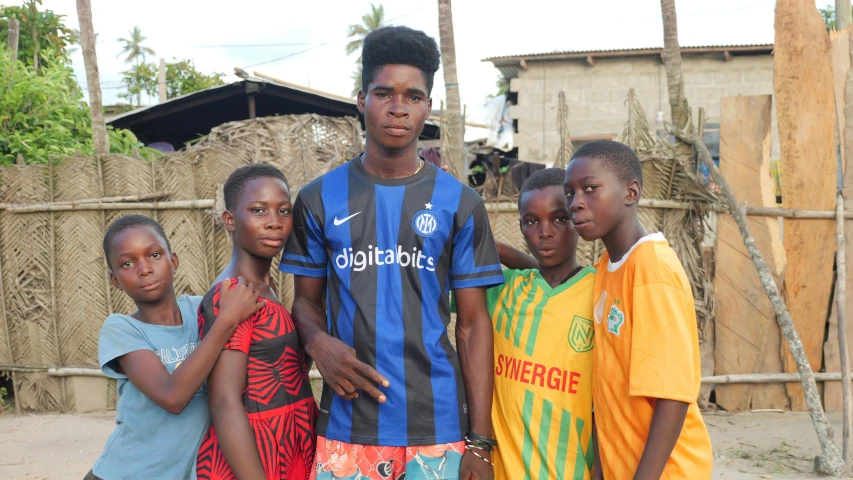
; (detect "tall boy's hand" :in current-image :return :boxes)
[308,334,389,402]
[460,450,494,480]
[218,276,265,328]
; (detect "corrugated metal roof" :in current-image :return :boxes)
[483,43,773,63]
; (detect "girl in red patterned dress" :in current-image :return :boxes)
[197,165,316,480]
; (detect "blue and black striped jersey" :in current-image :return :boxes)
[280,157,504,446]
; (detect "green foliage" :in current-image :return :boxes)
[119,62,157,107]
[0,47,93,164]
[0,0,78,69]
[0,49,162,164]
[119,58,225,106]
[822,5,837,32]
[165,58,225,98]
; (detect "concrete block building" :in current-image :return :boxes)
[484,45,775,164]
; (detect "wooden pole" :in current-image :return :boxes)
[674,126,846,476]
[837,185,852,467]
[6,18,19,60]
[158,58,167,103]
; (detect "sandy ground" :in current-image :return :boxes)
[0,409,849,479]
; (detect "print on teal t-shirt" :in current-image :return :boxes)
[405,450,462,480]
[92,295,209,480]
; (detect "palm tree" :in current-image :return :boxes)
[438,0,465,178]
[76,0,108,154]
[345,3,385,96]
[117,26,155,65]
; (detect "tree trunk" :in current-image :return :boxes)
[660,0,691,134]
[7,18,19,60]
[437,0,466,179]
[75,0,109,155]
[28,0,38,69]
[674,128,846,477]
[839,0,853,30]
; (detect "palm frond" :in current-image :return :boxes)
[345,40,363,56]
[347,24,370,37]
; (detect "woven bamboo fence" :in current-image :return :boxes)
[0,114,363,411]
[0,100,716,411]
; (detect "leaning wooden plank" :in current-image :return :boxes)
[775,0,838,411]
[824,26,853,414]
[714,95,789,411]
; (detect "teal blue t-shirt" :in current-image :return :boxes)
[93,295,208,480]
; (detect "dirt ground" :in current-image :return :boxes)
[0,409,849,479]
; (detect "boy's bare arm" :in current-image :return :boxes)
[455,286,495,480]
[118,278,262,415]
[208,350,267,480]
[633,398,689,480]
[495,240,538,270]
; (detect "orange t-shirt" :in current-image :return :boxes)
[592,233,712,479]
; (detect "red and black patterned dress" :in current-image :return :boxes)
[196,282,317,480]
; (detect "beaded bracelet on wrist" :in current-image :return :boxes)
[464,444,494,465]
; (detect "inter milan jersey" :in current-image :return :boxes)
[280,157,504,446]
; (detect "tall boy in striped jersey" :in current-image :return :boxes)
[280,26,503,480]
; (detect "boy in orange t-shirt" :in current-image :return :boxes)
[564,140,712,479]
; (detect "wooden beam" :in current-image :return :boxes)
[519,58,528,70]
[7,199,214,213]
[586,55,595,67]
[703,372,853,384]
[0,192,168,210]
[723,50,732,62]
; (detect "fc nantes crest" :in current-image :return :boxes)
[568,315,594,353]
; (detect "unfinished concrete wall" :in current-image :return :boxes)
[509,53,776,163]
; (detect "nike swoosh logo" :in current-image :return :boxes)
[333,211,361,226]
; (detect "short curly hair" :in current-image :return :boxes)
[103,214,171,269]
[223,164,289,210]
[571,140,643,188]
[361,26,441,94]
[518,168,567,210]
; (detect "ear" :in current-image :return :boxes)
[222,210,236,233]
[427,96,433,113]
[625,179,641,206]
[109,271,122,291]
[170,251,179,272]
[357,89,366,114]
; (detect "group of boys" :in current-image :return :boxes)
[97,24,713,480]
[276,25,713,479]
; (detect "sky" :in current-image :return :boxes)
[40,0,834,124]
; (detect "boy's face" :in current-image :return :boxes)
[224,177,293,259]
[108,225,177,303]
[564,156,637,241]
[518,186,578,268]
[357,64,432,151]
